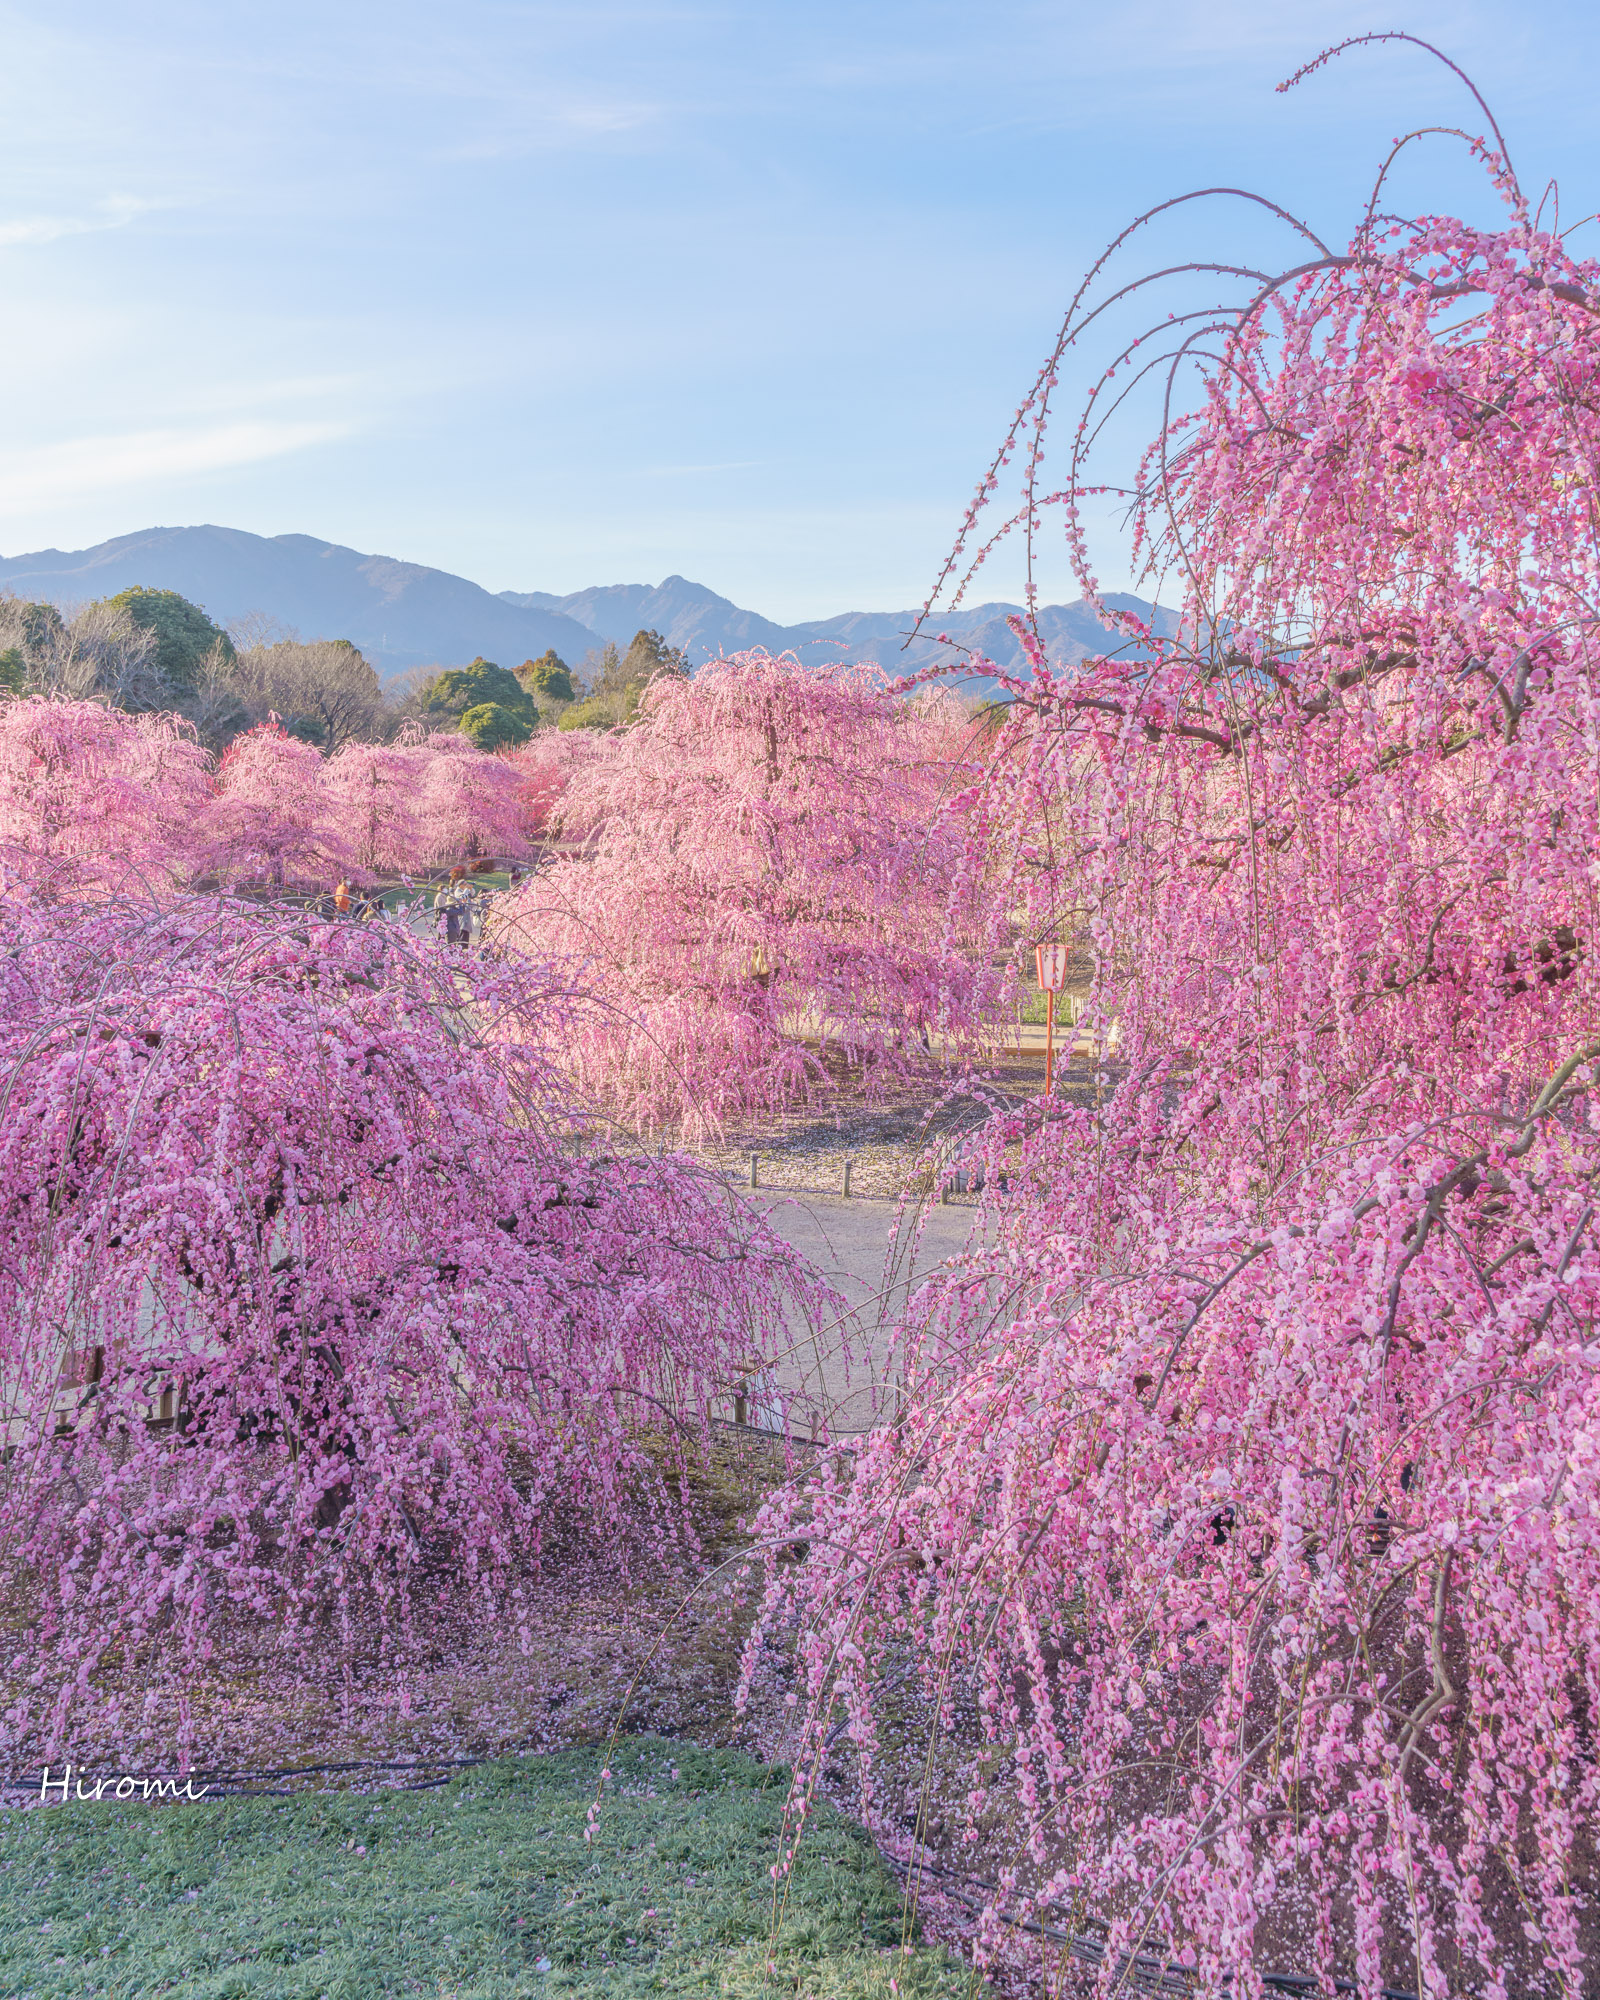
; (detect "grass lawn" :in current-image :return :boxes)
[0,1738,970,1999]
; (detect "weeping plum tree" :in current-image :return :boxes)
[0,697,210,892]
[415,729,533,867]
[205,719,349,888]
[496,652,999,1140]
[0,894,831,1760]
[324,738,425,878]
[746,39,1600,1997]
[502,731,582,838]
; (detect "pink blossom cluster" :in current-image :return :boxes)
[0,704,570,894]
[0,892,833,1759]
[0,674,997,1135]
[494,653,1002,1139]
[746,75,1600,1997]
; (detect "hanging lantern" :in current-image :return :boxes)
[1035,940,1068,991]
[1034,941,1068,1097]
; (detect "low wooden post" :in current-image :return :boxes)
[1045,985,1056,1098]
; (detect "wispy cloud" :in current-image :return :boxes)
[0,420,351,513]
[0,193,163,250]
[430,96,663,161]
[637,460,763,476]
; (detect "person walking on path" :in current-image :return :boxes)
[439,866,473,949]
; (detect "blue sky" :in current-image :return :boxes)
[0,1,1595,617]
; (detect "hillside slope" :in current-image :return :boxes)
[0,526,599,679]
[508,578,1175,682]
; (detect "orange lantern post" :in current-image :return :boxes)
[1035,940,1068,1098]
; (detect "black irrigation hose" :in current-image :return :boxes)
[882,1851,1420,2000]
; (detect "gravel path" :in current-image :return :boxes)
[739,1191,979,1434]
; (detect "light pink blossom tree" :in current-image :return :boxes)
[496,654,999,1140]
[205,719,347,889]
[0,697,210,893]
[324,738,426,878]
[415,731,534,869]
[748,40,1600,1996]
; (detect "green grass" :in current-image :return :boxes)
[1016,986,1081,1027]
[0,1739,970,1999]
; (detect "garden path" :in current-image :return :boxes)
[743,1192,977,1435]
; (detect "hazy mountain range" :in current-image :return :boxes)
[0,524,1172,688]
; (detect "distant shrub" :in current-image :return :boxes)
[556,694,619,731]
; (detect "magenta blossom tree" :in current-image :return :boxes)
[0,892,833,1761]
[501,733,580,840]
[747,42,1600,1997]
[497,653,999,1140]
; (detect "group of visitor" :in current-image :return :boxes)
[315,880,383,921]
[314,862,525,948]
[437,867,481,949]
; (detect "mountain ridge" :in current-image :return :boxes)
[500,574,1175,681]
[0,525,1172,685]
[0,525,599,680]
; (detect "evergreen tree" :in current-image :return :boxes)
[414,657,537,744]
[459,701,525,751]
[106,587,234,693]
[559,631,688,731]
[516,650,575,704]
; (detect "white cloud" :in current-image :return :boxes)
[0,419,351,514]
[0,193,162,250]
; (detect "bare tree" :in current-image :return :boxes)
[229,638,387,751]
[225,609,295,653]
[0,593,168,707]
[188,639,253,752]
[54,601,168,707]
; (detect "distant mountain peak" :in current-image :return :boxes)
[0,524,1171,688]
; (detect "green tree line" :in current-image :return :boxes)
[0,582,689,754]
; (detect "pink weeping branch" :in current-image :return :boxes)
[744,42,1600,1998]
